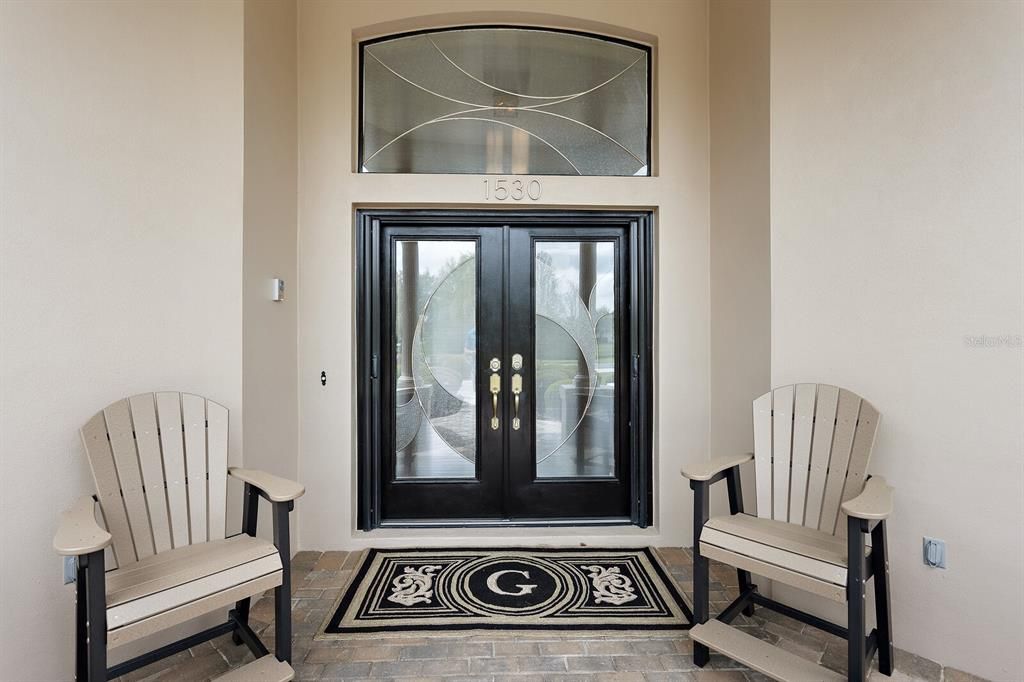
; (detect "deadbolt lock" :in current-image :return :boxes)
[511,353,523,371]
[489,357,501,372]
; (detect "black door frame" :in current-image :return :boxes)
[356,209,654,529]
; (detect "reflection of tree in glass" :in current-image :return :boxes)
[420,256,475,384]
[535,251,559,314]
[396,254,473,372]
[535,253,584,323]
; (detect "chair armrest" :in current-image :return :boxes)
[54,496,112,556]
[842,475,894,520]
[681,453,753,482]
[229,467,305,503]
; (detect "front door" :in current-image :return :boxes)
[357,211,652,528]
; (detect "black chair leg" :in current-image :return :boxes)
[848,517,868,682]
[273,501,293,663]
[82,550,107,682]
[725,468,755,617]
[75,558,87,681]
[872,520,894,676]
[233,483,260,645]
[737,569,755,617]
[231,598,252,646]
[691,479,710,667]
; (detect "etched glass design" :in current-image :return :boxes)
[361,28,649,176]
[395,240,477,479]
[535,241,616,477]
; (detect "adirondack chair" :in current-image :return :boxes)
[682,384,894,682]
[52,392,303,682]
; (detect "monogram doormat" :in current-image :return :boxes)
[318,547,692,638]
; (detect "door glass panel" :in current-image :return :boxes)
[395,240,477,479]
[534,241,616,477]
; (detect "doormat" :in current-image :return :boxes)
[317,547,692,638]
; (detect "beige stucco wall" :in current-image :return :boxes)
[296,0,712,550]
[769,1,1024,678]
[0,1,244,679]
[243,0,300,539]
[708,0,771,518]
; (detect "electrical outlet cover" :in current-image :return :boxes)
[923,537,947,569]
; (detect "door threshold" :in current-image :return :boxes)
[375,517,635,530]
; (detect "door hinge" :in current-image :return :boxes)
[631,354,640,378]
[370,354,380,379]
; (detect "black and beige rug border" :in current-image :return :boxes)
[316,547,693,640]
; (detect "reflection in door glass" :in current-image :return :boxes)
[535,242,615,477]
[395,240,476,479]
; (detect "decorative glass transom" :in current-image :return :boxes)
[359,27,651,176]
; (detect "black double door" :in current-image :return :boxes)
[358,211,652,527]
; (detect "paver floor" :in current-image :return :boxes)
[114,548,981,682]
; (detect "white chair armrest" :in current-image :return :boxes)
[681,453,754,481]
[228,467,305,502]
[54,496,112,556]
[842,476,894,520]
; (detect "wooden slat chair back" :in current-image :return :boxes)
[80,392,230,569]
[751,383,880,537]
[683,383,894,681]
[58,391,302,681]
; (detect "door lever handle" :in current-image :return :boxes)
[511,373,523,430]
[489,370,501,430]
[510,353,524,431]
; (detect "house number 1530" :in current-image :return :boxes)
[483,178,542,201]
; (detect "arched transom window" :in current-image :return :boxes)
[359,26,651,176]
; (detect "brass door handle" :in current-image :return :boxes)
[511,373,523,430]
[489,370,501,430]
[511,353,523,431]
